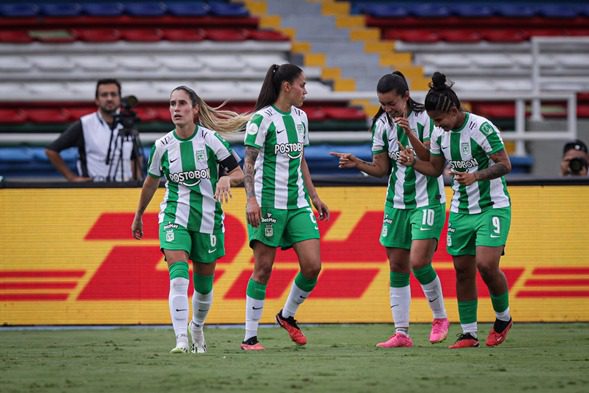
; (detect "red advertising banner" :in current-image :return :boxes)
[1,185,588,324]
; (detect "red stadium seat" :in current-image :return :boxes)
[30,29,76,43]
[385,29,440,43]
[67,107,96,121]
[0,108,27,124]
[323,107,366,121]
[439,29,482,43]
[471,103,516,119]
[73,28,121,42]
[481,29,529,43]
[204,28,247,41]
[161,28,205,42]
[247,29,290,41]
[304,107,328,122]
[120,28,163,42]
[26,108,70,123]
[0,30,33,43]
[154,107,172,122]
[133,107,159,122]
[526,28,567,37]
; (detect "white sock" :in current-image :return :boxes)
[390,285,411,333]
[244,295,264,341]
[192,289,213,327]
[421,276,447,319]
[496,306,511,321]
[169,277,189,338]
[461,322,478,338]
[282,282,311,318]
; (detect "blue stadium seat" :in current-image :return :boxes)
[0,3,39,17]
[495,4,537,18]
[450,4,495,18]
[124,2,167,17]
[40,3,83,17]
[82,2,125,17]
[537,4,580,18]
[209,2,249,17]
[407,4,451,18]
[362,4,408,18]
[167,1,210,17]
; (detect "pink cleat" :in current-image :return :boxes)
[276,310,307,346]
[429,318,450,343]
[376,333,414,348]
[240,336,265,351]
[486,319,513,347]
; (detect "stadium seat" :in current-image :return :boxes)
[495,4,537,18]
[0,56,30,73]
[449,4,495,17]
[67,107,96,121]
[120,29,163,42]
[209,3,249,17]
[304,107,328,122]
[536,4,580,18]
[31,56,76,72]
[323,107,366,121]
[40,3,83,17]
[0,3,39,17]
[201,55,244,72]
[81,2,125,17]
[167,1,209,17]
[204,28,248,41]
[116,55,161,71]
[0,108,27,124]
[0,30,33,43]
[157,55,204,71]
[407,4,451,18]
[247,30,290,41]
[480,29,528,43]
[161,28,205,42]
[124,2,167,17]
[392,30,440,43]
[244,55,288,72]
[73,28,121,43]
[133,107,159,122]
[362,4,409,18]
[29,30,76,43]
[26,108,70,124]
[73,56,119,72]
[439,29,481,43]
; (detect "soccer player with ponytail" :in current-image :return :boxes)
[399,72,513,349]
[331,71,449,348]
[132,86,249,353]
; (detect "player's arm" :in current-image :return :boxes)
[215,154,244,203]
[399,142,445,177]
[45,121,91,182]
[394,117,431,161]
[329,151,390,178]
[244,146,261,227]
[454,149,512,186]
[131,174,160,239]
[302,154,329,220]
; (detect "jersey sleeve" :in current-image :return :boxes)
[146,142,163,178]
[430,128,443,156]
[371,116,387,155]
[477,121,505,156]
[301,110,310,146]
[421,113,434,143]
[244,113,266,149]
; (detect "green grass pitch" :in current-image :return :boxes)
[1,323,587,393]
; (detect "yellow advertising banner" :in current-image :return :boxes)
[1,185,588,325]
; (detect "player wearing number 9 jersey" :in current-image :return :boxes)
[330,72,449,349]
[400,72,513,349]
[132,86,249,354]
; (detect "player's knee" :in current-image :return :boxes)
[301,263,321,279]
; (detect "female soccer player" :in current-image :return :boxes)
[131,86,249,353]
[331,71,449,348]
[240,64,329,351]
[399,72,513,349]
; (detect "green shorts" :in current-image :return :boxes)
[447,207,511,256]
[380,204,445,249]
[248,206,320,249]
[159,222,225,263]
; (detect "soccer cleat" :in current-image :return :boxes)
[429,318,450,343]
[170,334,189,353]
[448,333,480,349]
[276,310,307,345]
[240,336,265,351]
[486,318,513,347]
[189,321,207,354]
[376,333,414,348]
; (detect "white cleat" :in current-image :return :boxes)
[190,321,207,353]
[170,334,189,354]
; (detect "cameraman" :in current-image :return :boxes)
[560,139,588,176]
[45,79,141,182]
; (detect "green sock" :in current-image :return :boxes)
[390,271,410,287]
[413,264,437,285]
[246,278,267,300]
[294,272,317,292]
[457,299,478,325]
[490,291,509,313]
[168,261,189,280]
[194,272,214,295]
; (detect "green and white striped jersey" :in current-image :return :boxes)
[244,105,310,209]
[372,110,445,209]
[430,112,511,214]
[147,126,236,233]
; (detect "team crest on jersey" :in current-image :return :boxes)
[461,143,470,156]
[480,122,494,136]
[195,149,206,161]
[246,122,258,135]
[166,230,174,242]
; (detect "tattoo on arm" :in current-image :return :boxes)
[475,163,509,181]
[243,147,259,198]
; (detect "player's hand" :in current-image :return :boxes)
[246,197,261,227]
[451,170,477,186]
[312,196,330,221]
[214,176,232,204]
[393,117,412,135]
[131,215,143,240]
[329,151,358,169]
[397,141,415,166]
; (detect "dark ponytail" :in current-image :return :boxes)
[424,72,461,113]
[255,63,303,111]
